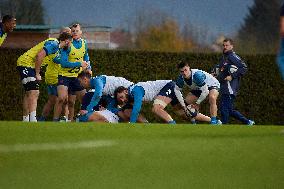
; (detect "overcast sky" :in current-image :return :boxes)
[42,0,254,38]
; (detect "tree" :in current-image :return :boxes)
[0,0,45,25]
[236,0,281,54]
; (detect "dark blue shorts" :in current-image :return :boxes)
[58,75,84,95]
[17,66,39,91]
[47,85,57,96]
[157,81,179,106]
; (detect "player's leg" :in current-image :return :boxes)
[152,82,177,124]
[22,92,30,121]
[67,94,76,121]
[220,94,231,124]
[39,85,57,121]
[208,88,219,124]
[152,96,174,123]
[53,86,68,121]
[229,95,254,125]
[17,66,39,122]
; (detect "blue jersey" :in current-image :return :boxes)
[87,75,134,112]
[53,48,81,68]
[81,91,119,114]
[217,50,247,96]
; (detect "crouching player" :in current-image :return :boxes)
[175,61,221,125]
[76,90,120,123]
[114,80,209,124]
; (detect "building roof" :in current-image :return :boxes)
[15,25,112,32]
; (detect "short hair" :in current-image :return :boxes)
[71,23,81,29]
[2,15,16,23]
[177,60,190,69]
[60,27,71,34]
[114,86,127,98]
[58,32,72,41]
[223,38,234,45]
[77,71,91,79]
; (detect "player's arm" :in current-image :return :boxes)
[83,40,92,74]
[196,84,209,105]
[86,77,104,112]
[129,86,145,123]
[35,49,46,80]
[174,75,185,89]
[228,54,248,78]
[53,49,84,68]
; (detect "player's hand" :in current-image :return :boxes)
[35,74,42,81]
[224,75,232,81]
[85,69,92,75]
[79,110,88,115]
[81,61,88,70]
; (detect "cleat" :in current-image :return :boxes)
[247,120,255,126]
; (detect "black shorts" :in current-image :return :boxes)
[157,81,179,106]
[17,66,39,91]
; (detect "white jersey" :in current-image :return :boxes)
[130,80,172,102]
[188,69,220,90]
[97,110,119,123]
[102,75,134,96]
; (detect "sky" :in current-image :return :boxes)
[42,0,254,38]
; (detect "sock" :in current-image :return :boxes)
[23,115,29,122]
[210,116,217,123]
[168,120,176,124]
[29,111,37,122]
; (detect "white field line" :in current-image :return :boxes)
[0,140,116,153]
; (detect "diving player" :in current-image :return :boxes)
[17,32,73,122]
[175,61,221,125]
[0,15,16,47]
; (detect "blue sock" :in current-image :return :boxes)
[168,120,176,124]
[210,116,217,124]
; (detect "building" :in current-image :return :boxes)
[1,25,111,49]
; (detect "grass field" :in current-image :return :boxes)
[0,121,283,189]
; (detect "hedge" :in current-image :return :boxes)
[0,49,283,125]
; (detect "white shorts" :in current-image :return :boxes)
[98,110,119,123]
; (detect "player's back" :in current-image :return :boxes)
[103,75,133,96]
[133,80,171,101]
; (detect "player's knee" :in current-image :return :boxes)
[152,105,161,114]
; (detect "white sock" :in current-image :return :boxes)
[23,115,29,122]
[29,111,37,122]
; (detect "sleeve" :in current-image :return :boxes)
[129,86,145,123]
[228,53,248,78]
[106,97,119,114]
[53,49,81,68]
[86,78,104,112]
[196,85,209,104]
[175,75,185,89]
[80,92,94,110]
[83,40,92,70]
[43,41,59,55]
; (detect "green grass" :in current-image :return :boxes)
[0,121,283,189]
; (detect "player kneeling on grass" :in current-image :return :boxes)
[114,80,205,124]
[175,61,221,125]
[76,90,120,123]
